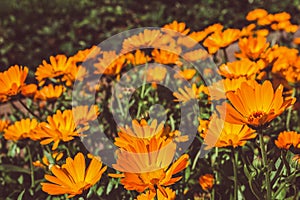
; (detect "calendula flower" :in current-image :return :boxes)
[293,38,300,45]
[94,51,126,75]
[151,49,182,66]
[21,84,38,97]
[205,78,255,100]
[71,45,101,63]
[115,119,165,145]
[126,50,151,66]
[34,84,65,101]
[218,59,260,79]
[173,84,205,102]
[273,12,291,22]
[32,110,80,150]
[4,118,38,141]
[177,31,207,48]
[35,55,75,86]
[221,80,296,129]
[246,9,268,21]
[0,119,9,132]
[62,65,87,86]
[271,21,298,33]
[174,69,196,81]
[235,36,270,60]
[163,21,190,36]
[146,66,167,88]
[0,65,29,100]
[202,116,256,148]
[136,187,176,200]
[72,105,100,127]
[199,174,214,191]
[33,152,63,168]
[275,131,300,150]
[41,152,107,198]
[198,118,209,138]
[110,149,189,198]
[203,28,240,54]
[257,14,274,26]
[121,29,174,53]
[183,49,209,61]
[204,23,224,35]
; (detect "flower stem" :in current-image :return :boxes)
[26,146,35,188]
[286,87,296,131]
[231,147,238,200]
[258,130,271,200]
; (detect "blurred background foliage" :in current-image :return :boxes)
[0,0,300,70]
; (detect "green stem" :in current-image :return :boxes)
[286,88,296,131]
[26,146,35,188]
[231,148,238,200]
[259,130,271,200]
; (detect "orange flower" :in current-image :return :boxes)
[275,131,300,150]
[32,110,79,150]
[72,105,100,127]
[199,174,214,191]
[174,69,196,81]
[183,49,209,61]
[205,78,255,100]
[62,65,87,86]
[293,38,300,45]
[173,84,206,102]
[177,31,207,48]
[235,36,270,60]
[41,152,107,198]
[0,119,10,132]
[115,119,165,145]
[0,65,29,100]
[246,9,268,21]
[257,14,274,26]
[146,66,167,87]
[126,50,151,66]
[163,21,190,36]
[203,29,240,54]
[273,12,291,22]
[222,80,296,129]
[151,49,182,66]
[121,29,174,53]
[35,55,75,86]
[271,21,298,33]
[110,150,189,197]
[218,59,260,79]
[4,118,38,141]
[33,152,63,168]
[136,187,176,200]
[204,23,224,35]
[34,84,65,101]
[21,84,38,97]
[71,45,101,63]
[202,116,256,148]
[94,51,126,75]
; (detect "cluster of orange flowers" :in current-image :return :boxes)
[0,8,300,199]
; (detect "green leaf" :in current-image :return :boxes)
[0,164,30,174]
[106,179,114,195]
[17,189,25,200]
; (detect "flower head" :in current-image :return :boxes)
[199,174,214,191]
[0,65,29,101]
[4,118,38,141]
[221,80,296,129]
[41,152,107,198]
[203,29,240,54]
[275,131,300,150]
[32,110,80,150]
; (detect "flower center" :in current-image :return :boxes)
[248,111,265,122]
